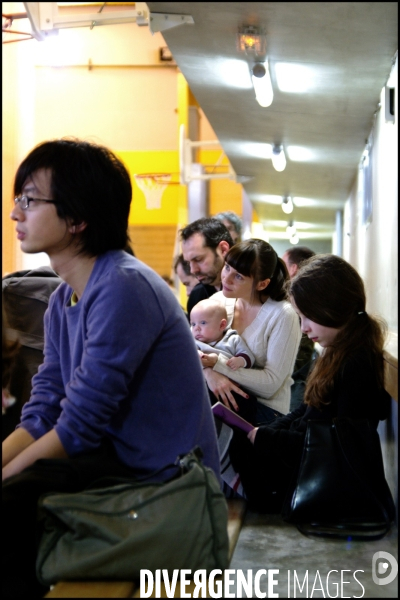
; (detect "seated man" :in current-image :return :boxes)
[3,138,220,599]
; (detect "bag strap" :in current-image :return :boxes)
[332,419,393,532]
[193,454,226,568]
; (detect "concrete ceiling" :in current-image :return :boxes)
[147,2,397,241]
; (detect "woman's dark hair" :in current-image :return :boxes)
[14,138,132,257]
[289,254,387,409]
[224,239,289,302]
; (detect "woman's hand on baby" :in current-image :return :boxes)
[200,352,218,368]
[203,368,249,412]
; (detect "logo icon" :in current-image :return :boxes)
[372,551,398,585]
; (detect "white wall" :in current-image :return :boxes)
[343,55,398,334]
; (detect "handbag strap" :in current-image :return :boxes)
[300,419,393,540]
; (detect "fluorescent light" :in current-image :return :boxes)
[263,219,292,228]
[267,231,334,240]
[251,62,273,107]
[271,145,287,172]
[252,194,282,205]
[292,196,345,209]
[275,62,316,93]
[290,232,299,244]
[242,142,272,159]
[286,221,296,236]
[214,59,253,89]
[282,197,294,214]
[286,146,315,162]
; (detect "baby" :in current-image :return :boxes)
[190,299,255,370]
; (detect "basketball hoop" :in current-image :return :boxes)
[134,173,179,210]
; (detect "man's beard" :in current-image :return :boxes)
[196,273,219,286]
[195,256,224,287]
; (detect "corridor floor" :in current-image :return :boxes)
[229,511,398,598]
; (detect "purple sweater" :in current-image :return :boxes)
[20,251,220,480]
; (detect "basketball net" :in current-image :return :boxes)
[134,174,171,210]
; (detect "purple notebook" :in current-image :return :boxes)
[212,401,254,434]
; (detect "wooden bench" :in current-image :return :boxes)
[44,498,247,598]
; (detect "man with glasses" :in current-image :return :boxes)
[3,138,220,598]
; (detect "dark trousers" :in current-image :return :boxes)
[228,429,296,514]
[2,442,136,599]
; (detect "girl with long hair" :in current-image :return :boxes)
[225,254,391,511]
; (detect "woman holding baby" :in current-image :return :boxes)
[203,239,301,425]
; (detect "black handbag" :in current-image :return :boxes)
[282,418,396,540]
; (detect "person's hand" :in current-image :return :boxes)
[247,427,259,444]
[200,353,218,368]
[203,368,249,412]
[226,356,246,370]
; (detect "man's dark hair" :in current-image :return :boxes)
[284,246,315,267]
[179,217,234,249]
[174,254,191,276]
[14,138,132,257]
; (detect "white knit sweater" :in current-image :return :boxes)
[211,291,301,415]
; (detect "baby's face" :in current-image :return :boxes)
[190,309,222,344]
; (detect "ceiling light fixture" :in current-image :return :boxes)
[281,196,294,214]
[290,232,299,245]
[286,220,296,236]
[237,25,267,56]
[251,62,273,107]
[271,145,286,171]
[236,26,273,108]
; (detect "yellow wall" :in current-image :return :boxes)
[2,7,246,284]
[198,150,243,216]
[2,41,19,276]
[209,179,243,216]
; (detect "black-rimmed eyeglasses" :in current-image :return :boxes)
[14,195,57,210]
